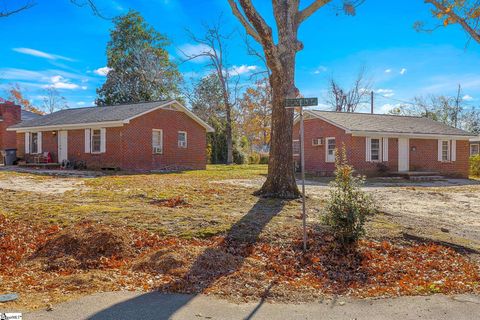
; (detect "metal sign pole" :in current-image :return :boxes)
[285,97,317,253]
[299,102,307,252]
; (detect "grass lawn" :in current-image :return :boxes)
[0,165,479,310]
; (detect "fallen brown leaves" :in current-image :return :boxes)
[0,215,479,310]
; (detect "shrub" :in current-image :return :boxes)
[259,153,269,164]
[233,148,247,165]
[248,153,260,164]
[470,154,480,176]
[324,148,376,244]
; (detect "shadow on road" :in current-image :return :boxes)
[88,197,286,320]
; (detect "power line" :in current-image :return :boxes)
[373,92,416,105]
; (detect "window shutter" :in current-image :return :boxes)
[365,137,371,162]
[25,132,30,154]
[437,140,442,161]
[382,138,389,162]
[100,128,106,153]
[451,140,456,162]
[37,132,42,153]
[84,129,91,153]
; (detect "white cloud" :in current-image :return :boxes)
[313,66,328,74]
[463,94,474,101]
[177,43,212,63]
[13,48,75,62]
[400,68,407,75]
[384,69,392,73]
[229,65,258,75]
[43,75,79,90]
[77,101,86,106]
[94,66,112,76]
[376,88,395,97]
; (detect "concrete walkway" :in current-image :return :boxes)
[14,292,480,320]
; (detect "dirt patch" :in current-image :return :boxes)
[31,222,135,270]
[0,175,84,194]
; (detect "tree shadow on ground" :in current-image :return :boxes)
[88,197,286,320]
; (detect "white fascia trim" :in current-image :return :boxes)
[470,136,480,142]
[7,121,124,133]
[351,131,473,140]
[122,100,215,133]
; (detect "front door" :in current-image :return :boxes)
[398,138,409,172]
[58,131,68,163]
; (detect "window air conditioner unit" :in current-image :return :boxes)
[153,146,163,154]
[312,138,324,146]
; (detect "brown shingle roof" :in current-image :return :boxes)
[307,111,475,137]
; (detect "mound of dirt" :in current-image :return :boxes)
[31,223,135,270]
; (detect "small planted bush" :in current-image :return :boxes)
[324,148,376,244]
[470,154,480,177]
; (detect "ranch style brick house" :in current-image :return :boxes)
[7,100,214,170]
[293,111,476,178]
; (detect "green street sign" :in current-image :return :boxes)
[285,98,318,108]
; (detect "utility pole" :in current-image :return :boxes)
[454,84,462,128]
[370,90,374,114]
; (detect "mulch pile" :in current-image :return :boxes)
[0,214,479,308]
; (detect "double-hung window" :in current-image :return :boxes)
[441,140,450,162]
[152,129,163,154]
[370,138,381,161]
[470,144,479,156]
[178,131,187,148]
[91,129,102,153]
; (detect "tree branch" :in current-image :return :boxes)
[425,0,480,44]
[0,1,35,18]
[297,0,332,24]
[70,0,109,19]
[226,0,262,43]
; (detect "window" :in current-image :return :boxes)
[152,129,163,154]
[30,132,38,154]
[370,138,381,161]
[292,140,300,156]
[91,129,101,153]
[471,144,480,156]
[178,131,187,148]
[442,140,450,162]
[326,137,336,163]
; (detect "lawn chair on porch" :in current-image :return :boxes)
[34,152,52,164]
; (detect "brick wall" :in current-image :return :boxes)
[0,102,21,150]
[17,108,207,170]
[293,117,470,178]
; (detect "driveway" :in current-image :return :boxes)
[15,291,480,320]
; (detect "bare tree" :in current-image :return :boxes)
[42,87,68,114]
[227,0,362,198]
[327,68,372,112]
[181,21,240,164]
[0,1,35,18]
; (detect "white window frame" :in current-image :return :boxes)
[292,139,300,156]
[28,132,42,154]
[325,137,336,163]
[471,143,480,156]
[178,131,187,148]
[152,129,163,154]
[370,138,382,162]
[91,129,102,153]
[441,140,451,162]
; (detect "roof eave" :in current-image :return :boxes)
[351,130,474,140]
[7,120,125,132]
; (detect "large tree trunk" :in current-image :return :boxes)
[256,54,300,198]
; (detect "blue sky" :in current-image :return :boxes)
[0,0,479,113]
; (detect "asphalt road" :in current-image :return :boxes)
[9,292,480,320]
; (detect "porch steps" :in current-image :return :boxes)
[390,171,446,181]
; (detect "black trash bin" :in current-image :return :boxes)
[4,148,17,165]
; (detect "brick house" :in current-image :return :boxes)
[7,100,214,170]
[293,111,475,178]
[0,101,41,152]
